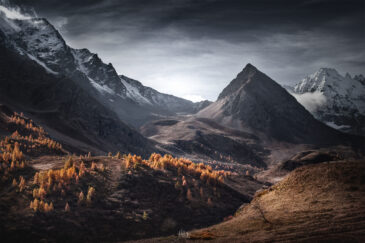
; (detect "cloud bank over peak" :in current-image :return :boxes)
[291,91,327,113]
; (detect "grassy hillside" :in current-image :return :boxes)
[145,160,365,242]
[0,107,262,242]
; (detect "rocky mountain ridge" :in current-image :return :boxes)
[0,7,209,128]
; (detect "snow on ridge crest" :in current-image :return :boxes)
[291,67,365,134]
[120,77,152,105]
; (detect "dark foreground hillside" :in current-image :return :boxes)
[1,101,364,243]
[0,107,262,242]
[141,160,365,242]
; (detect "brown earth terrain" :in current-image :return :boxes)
[1,104,365,243]
[136,160,365,242]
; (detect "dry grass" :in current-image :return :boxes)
[192,161,365,242]
[189,230,216,240]
[138,161,365,243]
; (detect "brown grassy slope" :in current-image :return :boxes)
[0,106,265,242]
[138,160,365,242]
[0,154,254,242]
[257,146,361,184]
[0,135,260,243]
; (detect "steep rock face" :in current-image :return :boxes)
[198,64,343,144]
[1,17,74,74]
[0,11,126,95]
[292,68,365,136]
[73,49,126,96]
[0,32,154,156]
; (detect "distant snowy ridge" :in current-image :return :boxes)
[291,68,365,135]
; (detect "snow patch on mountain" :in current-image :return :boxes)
[325,121,351,130]
[72,49,91,74]
[26,53,58,74]
[120,77,152,105]
[88,77,115,95]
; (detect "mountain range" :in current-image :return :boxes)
[0,13,210,128]
[141,64,363,175]
[0,5,364,170]
[1,4,365,242]
[197,64,342,144]
[0,8,212,155]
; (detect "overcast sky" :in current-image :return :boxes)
[11,0,365,101]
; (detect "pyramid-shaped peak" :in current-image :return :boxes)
[244,63,257,70]
[230,63,260,81]
[237,63,258,76]
[218,64,276,100]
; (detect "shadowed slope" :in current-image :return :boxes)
[0,43,154,156]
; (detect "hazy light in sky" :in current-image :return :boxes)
[63,28,251,101]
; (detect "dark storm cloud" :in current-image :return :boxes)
[9,0,365,101]
[14,0,363,38]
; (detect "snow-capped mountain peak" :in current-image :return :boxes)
[1,4,124,92]
[1,12,76,74]
[292,68,365,135]
[294,68,358,96]
[294,68,364,110]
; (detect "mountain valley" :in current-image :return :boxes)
[0,3,364,243]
